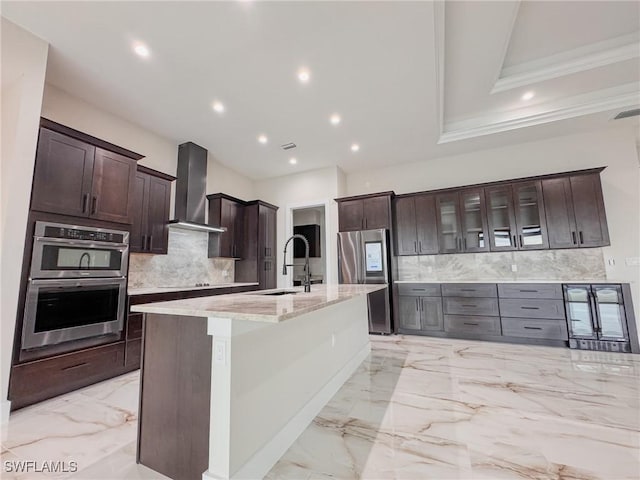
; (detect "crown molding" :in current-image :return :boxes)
[492,32,640,94]
[439,85,640,144]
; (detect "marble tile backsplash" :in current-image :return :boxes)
[128,230,235,288]
[397,248,606,282]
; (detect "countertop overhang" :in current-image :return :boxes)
[128,282,259,296]
[131,284,387,323]
[394,280,632,284]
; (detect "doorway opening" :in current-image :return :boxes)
[290,205,327,288]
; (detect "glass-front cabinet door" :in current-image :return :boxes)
[593,285,628,341]
[485,186,517,251]
[436,193,462,253]
[564,285,596,339]
[513,181,549,250]
[459,189,489,252]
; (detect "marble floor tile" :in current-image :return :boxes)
[3,336,639,480]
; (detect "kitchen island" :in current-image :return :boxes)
[131,284,386,480]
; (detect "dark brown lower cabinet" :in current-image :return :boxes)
[9,342,125,410]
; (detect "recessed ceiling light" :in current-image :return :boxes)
[289,157,298,165]
[258,134,268,144]
[330,114,341,126]
[351,143,360,152]
[297,68,311,84]
[133,43,150,58]
[521,91,535,101]
[212,101,225,113]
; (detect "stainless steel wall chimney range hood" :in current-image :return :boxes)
[169,142,225,233]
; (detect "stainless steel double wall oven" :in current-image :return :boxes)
[22,221,129,350]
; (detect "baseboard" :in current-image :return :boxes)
[202,341,371,480]
[1,399,11,425]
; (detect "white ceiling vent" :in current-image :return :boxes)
[613,108,640,120]
[280,142,297,150]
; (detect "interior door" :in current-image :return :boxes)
[592,285,627,341]
[564,285,596,339]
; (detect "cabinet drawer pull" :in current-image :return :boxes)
[462,304,477,308]
[524,326,542,330]
[579,231,584,244]
[461,289,477,292]
[519,289,538,293]
[463,322,479,326]
[418,241,422,252]
[411,288,426,291]
[512,235,517,247]
[521,306,540,310]
[572,231,577,245]
[519,234,523,248]
[91,196,97,215]
[61,362,89,371]
[414,241,417,253]
[82,194,89,213]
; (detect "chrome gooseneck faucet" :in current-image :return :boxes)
[282,234,311,293]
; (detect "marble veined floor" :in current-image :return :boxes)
[2,336,639,479]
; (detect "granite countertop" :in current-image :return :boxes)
[131,284,387,323]
[128,282,259,296]
[394,280,632,284]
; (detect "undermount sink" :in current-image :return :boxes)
[250,290,298,296]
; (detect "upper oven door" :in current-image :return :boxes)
[30,237,129,279]
[22,277,126,350]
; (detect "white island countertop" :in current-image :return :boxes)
[394,279,632,284]
[131,284,387,323]
[128,282,259,296]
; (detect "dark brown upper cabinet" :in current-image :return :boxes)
[485,181,548,251]
[336,192,394,232]
[393,194,438,255]
[31,122,141,224]
[207,193,245,258]
[436,189,488,253]
[236,200,278,290]
[543,172,609,249]
[130,166,174,254]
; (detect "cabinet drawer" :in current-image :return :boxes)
[443,297,499,316]
[498,283,563,299]
[397,283,441,297]
[499,298,565,319]
[501,318,568,340]
[127,313,143,340]
[9,342,125,409]
[442,283,497,298]
[444,315,501,336]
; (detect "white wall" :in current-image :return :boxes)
[206,156,254,201]
[347,126,640,318]
[0,19,49,421]
[253,166,345,286]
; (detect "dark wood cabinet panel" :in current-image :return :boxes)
[398,296,421,330]
[570,174,610,247]
[131,167,173,254]
[338,199,364,231]
[485,185,518,251]
[542,177,578,249]
[236,201,278,290]
[415,194,439,254]
[208,195,245,258]
[31,125,139,225]
[513,181,548,250]
[436,192,462,253]
[459,188,489,252]
[9,342,125,410]
[31,128,95,217]
[91,148,136,224]
[421,297,444,331]
[363,196,390,230]
[147,176,171,254]
[543,173,609,249]
[124,339,142,371]
[394,197,418,255]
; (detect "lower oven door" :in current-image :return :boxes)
[22,277,126,350]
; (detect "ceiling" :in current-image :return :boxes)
[2,1,639,180]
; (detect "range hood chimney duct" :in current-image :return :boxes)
[169,142,225,233]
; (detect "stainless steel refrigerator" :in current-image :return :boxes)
[337,229,392,334]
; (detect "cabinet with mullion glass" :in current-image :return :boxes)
[485,181,548,251]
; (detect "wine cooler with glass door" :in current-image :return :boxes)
[564,284,636,353]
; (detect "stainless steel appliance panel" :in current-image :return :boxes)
[367,287,391,334]
[22,277,126,349]
[337,231,362,284]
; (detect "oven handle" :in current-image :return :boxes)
[29,277,127,287]
[33,236,129,249]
